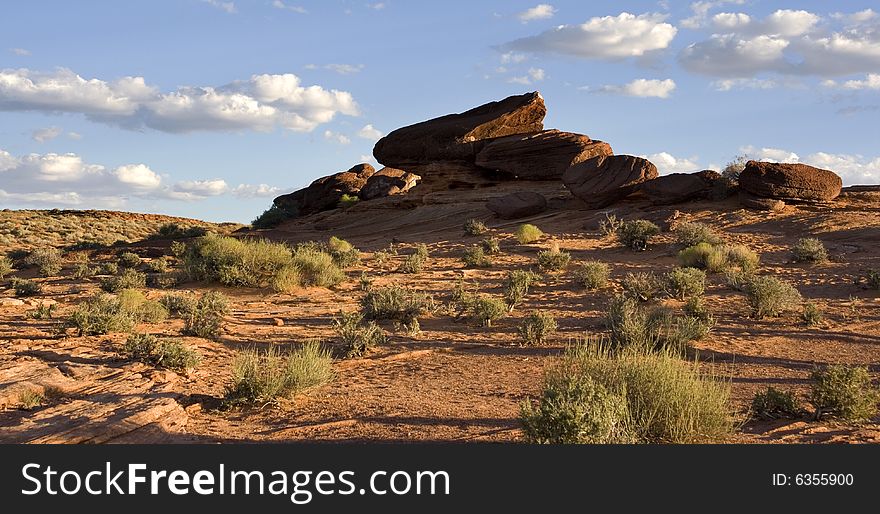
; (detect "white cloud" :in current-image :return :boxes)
[739,145,800,163]
[367,2,385,10]
[503,12,677,59]
[518,4,556,23]
[323,130,351,145]
[822,73,880,90]
[643,152,700,174]
[272,1,307,13]
[10,48,31,56]
[231,183,281,198]
[32,126,62,143]
[597,78,676,98]
[115,164,162,189]
[711,12,750,30]
[356,124,383,140]
[173,179,228,197]
[681,0,746,29]
[500,51,527,64]
[359,154,376,163]
[508,67,546,85]
[201,0,236,14]
[325,63,365,75]
[0,68,359,133]
[67,131,83,140]
[712,77,778,91]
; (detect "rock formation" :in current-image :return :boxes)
[474,130,612,180]
[739,161,842,204]
[274,163,375,216]
[486,191,548,219]
[639,170,722,205]
[359,167,422,200]
[562,155,658,208]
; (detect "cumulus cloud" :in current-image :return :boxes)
[231,183,281,198]
[680,0,746,29]
[740,145,800,163]
[502,12,677,59]
[711,77,779,91]
[272,1,307,13]
[738,145,880,185]
[323,130,351,145]
[518,4,556,23]
[32,126,63,143]
[597,78,676,98]
[823,73,880,90]
[500,51,528,64]
[357,124,383,140]
[0,68,359,133]
[509,67,546,85]
[201,0,236,14]
[643,152,701,174]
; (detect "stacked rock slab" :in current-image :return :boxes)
[638,170,722,205]
[274,163,375,216]
[562,155,658,209]
[739,160,842,208]
[474,129,613,180]
[486,191,548,219]
[359,167,422,200]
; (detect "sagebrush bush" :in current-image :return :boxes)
[865,269,880,290]
[504,269,540,312]
[518,311,558,346]
[470,295,506,327]
[536,244,571,272]
[73,261,96,279]
[328,236,360,268]
[462,246,491,267]
[67,291,164,336]
[679,243,759,274]
[481,237,501,255]
[11,278,42,297]
[677,243,714,269]
[463,219,489,236]
[361,285,433,323]
[99,262,119,275]
[617,220,660,251]
[0,256,13,278]
[183,291,230,339]
[122,333,200,372]
[17,389,45,410]
[751,387,804,420]
[117,289,168,323]
[183,233,292,287]
[606,295,711,353]
[621,272,661,302]
[663,267,706,300]
[674,221,721,247]
[573,261,610,290]
[225,341,334,406]
[271,266,301,293]
[802,302,823,326]
[160,293,197,316]
[746,276,802,319]
[251,205,294,229]
[810,364,879,421]
[724,269,754,291]
[334,311,386,358]
[598,213,622,237]
[291,246,345,287]
[117,252,141,268]
[147,273,179,289]
[684,296,711,322]
[398,253,426,274]
[791,237,828,264]
[515,224,543,244]
[27,303,56,320]
[147,257,169,273]
[718,244,760,272]
[24,247,63,276]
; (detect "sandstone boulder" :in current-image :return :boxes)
[274,163,375,216]
[739,191,786,212]
[373,92,546,167]
[359,167,422,200]
[739,161,842,203]
[639,170,721,205]
[486,191,548,219]
[474,130,613,180]
[562,155,658,209]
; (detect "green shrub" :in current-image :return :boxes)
[536,244,571,272]
[865,269,880,290]
[503,269,539,312]
[99,262,119,275]
[17,389,46,410]
[751,387,804,420]
[718,244,760,272]
[621,272,661,302]
[23,247,63,276]
[73,261,96,279]
[147,272,179,289]
[338,194,359,209]
[0,256,13,278]
[449,277,477,319]
[251,205,294,229]
[291,246,345,287]
[270,266,301,293]
[721,155,747,184]
[11,278,42,297]
[470,295,506,327]
[481,237,501,255]
[677,242,714,269]
[398,253,426,274]
[358,272,373,292]
[122,333,200,372]
[100,268,147,292]
[674,221,721,247]
[225,341,334,406]
[679,243,758,273]
[462,245,491,267]
[147,257,169,273]
[791,237,828,264]
[183,234,293,287]
[746,276,802,319]
[27,303,56,320]
[802,302,823,326]
[361,286,433,323]
[573,261,610,290]
[117,289,168,323]
[598,213,622,238]
[67,293,146,336]
[463,219,488,236]
[117,252,141,268]
[328,236,360,268]
[153,223,208,239]
[334,312,386,358]
[724,269,754,291]
[810,364,879,421]
[617,220,660,251]
[684,296,711,322]
[515,224,543,244]
[663,267,706,300]
[160,293,197,316]
[606,295,711,353]
[183,291,230,339]
[518,311,557,346]
[413,243,429,260]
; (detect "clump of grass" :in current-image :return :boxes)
[573,261,611,290]
[0,256,13,278]
[334,312,386,358]
[462,245,491,267]
[674,221,721,247]
[182,291,230,339]
[360,285,433,323]
[621,272,661,302]
[679,243,759,273]
[99,262,119,275]
[270,266,302,293]
[116,289,168,323]
[663,267,706,300]
[751,387,804,420]
[17,389,46,410]
[183,233,289,286]
[117,252,141,268]
[121,333,200,372]
[358,272,373,292]
[67,290,165,336]
[225,341,334,407]
[291,243,345,287]
[146,257,169,273]
[802,302,823,326]
[338,194,360,209]
[536,243,571,272]
[463,219,489,236]
[515,224,543,244]
[11,278,42,297]
[724,269,754,292]
[470,295,506,327]
[864,269,880,290]
[100,268,147,292]
[23,247,63,276]
[606,295,711,353]
[73,260,96,279]
[159,293,197,316]
[598,213,622,238]
[809,364,879,421]
[617,220,660,251]
[503,269,540,312]
[328,236,360,268]
[27,303,57,320]
[518,311,557,346]
[684,296,711,322]
[791,237,828,264]
[398,245,428,274]
[147,273,180,289]
[481,237,501,255]
[745,276,802,319]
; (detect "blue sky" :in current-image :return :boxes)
[2,0,879,222]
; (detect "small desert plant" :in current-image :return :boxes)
[809,364,879,421]
[463,219,489,236]
[802,302,823,326]
[677,242,714,269]
[621,272,661,302]
[864,269,880,290]
[225,341,334,406]
[573,261,611,290]
[724,269,754,291]
[717,244,760,272]
[358,272,373,292]
[791,237,828,264]
[328,236,360,268]
[598,212,622,237]
[116,289,168,323]
[606,296,711,353]
[413,243,428,260]
[663,267,706,300]
[290,245,345,287]
[27,303,57,320]
[751,387,804,420]
[503,269,540,312]
[518,311,558,346]
[117,252,141,268]
[462,245,491,267]
[0,256,13,278]
[73,261,96,279]
[147,257,169,273]
[536,243,571,272]
[160,293,197,316]
[334,311,386,358]
[679,243,758,273]
[481,237,501,255]
[684,296,711,322]
[746,276,802,319]
[67,293,137,336]
[721,154,747,184]
[515,223,543,244]
[100,268,147,292]
[251,204,294,229]
[23,247,63,276]
[17,389,46,410]
[183,291,230,339]
[99,262,119,275]
[147,273,180,289]
[122,333,200,372]
[183,234,293,287]
[270,266,302,293]
[674,221,721,247]
[470,295,507,327]
[398,253,426,274]
[338,194,359,209]
[617,219,660,251]
[361,285,433,323]
[11,278,42,297]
